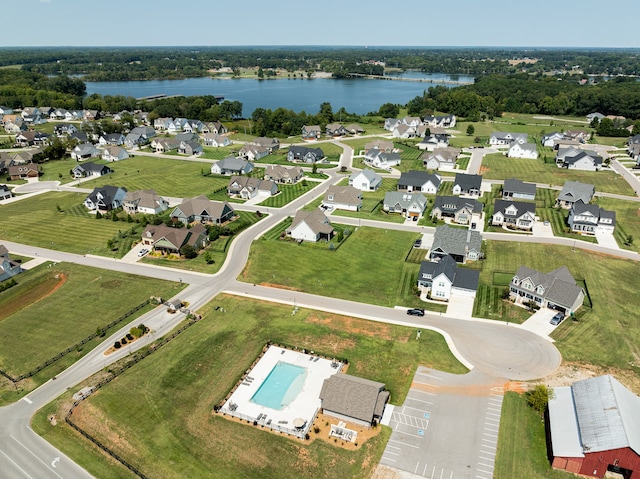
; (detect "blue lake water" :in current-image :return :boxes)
[85,72,473,116]
[250,362,307,410]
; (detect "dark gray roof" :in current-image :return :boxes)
[431,225,482,257]
[454,173,482,191]
[419,255,479,291]
[289,145,324,158]
[493,199,535,218]
[571,201,616,227]
[319,374,387,424]
[398,170,441,189]
[432,195,482,214]
[563,151,603,166]
[503,178,536,197]
[557,181,595,204]
[512,265,583,309]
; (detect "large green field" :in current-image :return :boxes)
[244,226,440,310]
[0,191,131,255]
[34,294,466,479]
[476,241,640,373]
[79,156,229,198]
[0,262,180,404]
[595,196,640,253]
[481,153,635,195]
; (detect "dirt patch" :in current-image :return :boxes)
[258,282,301,291]
[534,361,640,395]
[296,333,357,355]
[305,314,407,343]
[307,412,381,450]
[0,272,67,322]
[372,465,404,479]
[479,165,490,175]
[48,414,57,426]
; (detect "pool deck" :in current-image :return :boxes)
[221,346,343,437]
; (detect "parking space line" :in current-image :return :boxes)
[412,380,440,387]
[479,455,494,461]
[410,389,436,397]
[389,431,423,443]
[382,457,397,462]
[477,468,493,474]
[386,444,401,450]
[384,450,399,456]
[415,462,420,474]
[406,397,434,405]
[416,371,443,380]
[486,412,501,417]
[481,444,497,450]
[482,432,498,438]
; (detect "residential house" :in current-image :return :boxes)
[83,110,100,122]
[170,196,235,225]
[349,168,382,191]
[586,112,605,122]
[319,374,389,428]
[502,178,536,201]
[205,121,227,135]
[211,157,254,175]
[263,165,303,184]
[238,144,269,161]
[384,118,401,131]
[98,133,125,146]
[140,223,208,255]
[112,111,131,122]
[345,124,364,135]
[568,200,616,234]
[507,142,538,159]
[452,173,482,197]
[182,119,204,133]
[383,192,428,220]
[628,134,640,147]
[124,133,144,149]
[429,226,482,264]
[322,186,362,211]
[15,130,49,147]
[0,184,12,200]
[68,131,89,144]
[154,117,173,131]
[8,163,39,180]
[423,147,460,171]
[325,123,348,137]
[489,132,528,146]
[167,118,187,133]
[416,133,449,151]
[564,129,591,143]
[398,171,441,194]
[556,148,603,171]
[4,117,27,134]
[402,116,423,128]
[248,137,280,153]
[287,209,334,242]
[492,200,536,231]
[227,176,278,200]
[83,185,127,213]
[71,162,112,179]
[53,123,78,137]
[548,375,640,479]
[301,125,322,141]
[431,196,483,226]
[509,265,584,315]
[423,114,456,129]
[541,132,567,147]
[629,144,640,165]
[287,145,324,163]
[123,189,169,215]
[0,244,23,282]
[101,146,129,162]
[71,143,101,161]
[364,140,394,153]
[178,141,203,156]
[392,124,415,139]
[553,138,582,150]
[202,133,231,147]
[365,150,401,169]
[417,255,479,301]
[50,108,68,120]
[152,138,180,153]
[0,106,13,115]
[556,181,596,209]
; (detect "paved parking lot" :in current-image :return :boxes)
[380,367,504,479]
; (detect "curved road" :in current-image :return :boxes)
[2,138,634,478]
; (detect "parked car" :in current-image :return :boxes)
[407,308,425,317]
[138,248,149,257]
[414,239,422,248]
[550,312,564,325]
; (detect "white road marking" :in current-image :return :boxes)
[0,447,34,479]
[9,435,63,479]
[406,396,434,405]
[384,450,399,456]
[21,397,33,405]
[416,372,443,380]
[482,432,498,438]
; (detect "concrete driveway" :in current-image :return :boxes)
[380,368,505,479]
[520,307,556,338]
[446,293,475,319]
[595,230,619,249]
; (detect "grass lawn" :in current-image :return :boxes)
[79,156,229,198]
[330,178,410,224]
[37,157,80,184]
[244,225,443,310]
[481,153,635,195]
[257,181,319,208]
[33,294,465,479]
[0,262,180,404]
[0,191,134,255]
[200,145,239,160]
[494,392,573,479]
[595,197,640,253]
[477,241,640,373]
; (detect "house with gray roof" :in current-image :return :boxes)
[83,185,127,213]
[0,244,23,282]
[568,200,616,234]
[301,125,322,141]
[416,133,449,151]
[227,176,278,200]
[559,150,603,171]
[556,181,595,209]
[170,196,235,225]
[141,223,208,255]
[211,157,254,176]
[398,171,441,194]
[102,146,129,162]
[364,139,394,153]
[319,374,389,428]
[431,196,483,226]
[491,200,536,231]
[417,255,479,301]
[71,143,101,161]
[0,184,12,201]
[365,150,401,169]
[489,132,528,146]
[263,165,303,184]
[509,265,584,315]
[287,209,334,242]
[123,189,169,215]
[383,192,428,220]
[423,147,460,171]
[287,145,324,164]
[71,162,112,179]
[349,168,381,191]
[502,178,536,202]
[322,186,362,212]
[202,133,231,147]
[452,173,482,197]
[429,225,482,264]
[549,375,640,478]
[248,137,280,152]
[325,123,348,137]
[507,141,538,159]
[238,144,269,161]
[541,132,567,148]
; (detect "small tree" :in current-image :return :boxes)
[180,244,197,259]
[526,384,554,417]
[474,136,482,144]
[626,235,634,246]
[312,162,318,174]
[204,251,215,264]
[466,124,475,136]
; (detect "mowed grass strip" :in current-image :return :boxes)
[481,153,634,195]
[243,226,421,307]
[257,181,318,208]
[34,294,466,479]
[596,197,640,252]
[0,262,180,377]
[0,192,128,254]
[480,241,640,371]
[79,156,228,198]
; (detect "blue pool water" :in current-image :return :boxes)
[251,362,307,410]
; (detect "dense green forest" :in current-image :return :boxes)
[1,47,639,81]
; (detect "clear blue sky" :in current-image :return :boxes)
[3,0,639,48]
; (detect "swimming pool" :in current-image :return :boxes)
[251,361,307,410]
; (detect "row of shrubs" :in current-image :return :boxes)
[0,277,18,293]
[113,324,149,349]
